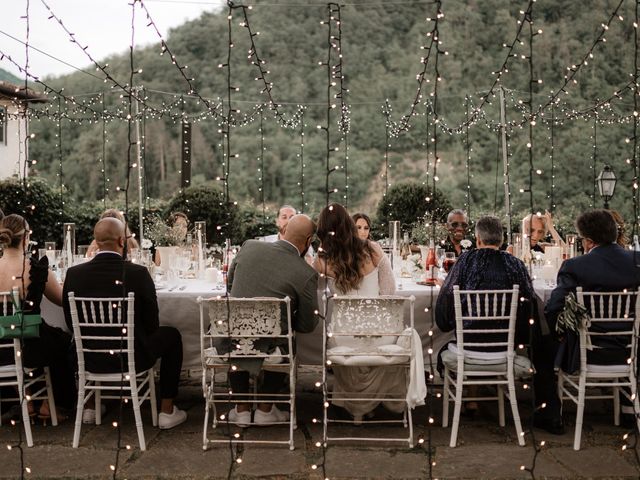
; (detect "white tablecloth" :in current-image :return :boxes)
[42,277,553,373]
[41,279,225,372]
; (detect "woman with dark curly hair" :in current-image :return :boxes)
[0,214,75,420]
[314,203,400,421]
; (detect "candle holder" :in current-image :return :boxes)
[194,221,207,278]
[62,223,76,267]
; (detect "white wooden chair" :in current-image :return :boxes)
[199,296,295,450]
[323,295,420,447]
[0,288,58,447]
[68,292,157,451]
[558,287,640,450]
[442,285,530,447]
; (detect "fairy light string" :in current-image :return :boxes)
[632,0,640,237]
[138,0,224,120]
[298,109,305,212]
[548,103,555,212]
[464,95,471,219]
[382,100,391,200]
[101,92,108,206]
[521,3,545,477]
[39,0,165,118]
[259,108,266,228]
[229,1,304,129]
[591,111,598,208]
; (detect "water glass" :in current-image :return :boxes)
[443,252,456,273]
[435,246,445,267]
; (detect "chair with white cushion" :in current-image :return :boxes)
[0,288,58,447]
[68,292,157,451]
[442,285,530,447]
[558,287,640,450]
[323,295,421,447]
[199,296,295,450]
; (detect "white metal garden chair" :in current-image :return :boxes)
[0,288,58,447]
[558,287,640,450]
[68,292,157,451]
[442,285,530,447]
[323,295,420,447]
[199,296,296,450]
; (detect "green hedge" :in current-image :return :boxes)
[375,181,452,235]
[165,185,241,244]
[0,178,289,247]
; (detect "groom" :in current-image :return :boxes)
[226,214,319,426]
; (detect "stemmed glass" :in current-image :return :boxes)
[443,252,456,273]
[435,246,446,269]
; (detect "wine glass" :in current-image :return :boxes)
[443,252,456,273]
[435,246,446,268]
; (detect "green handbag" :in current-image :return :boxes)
[0,291,42,339]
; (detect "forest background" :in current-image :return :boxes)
[3,0,638,241]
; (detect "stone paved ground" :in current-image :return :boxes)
[1,369,640,479]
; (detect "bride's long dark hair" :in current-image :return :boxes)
[317,203,373,293]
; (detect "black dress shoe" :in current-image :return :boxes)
[621,413,639,429]
[533,414,565,435]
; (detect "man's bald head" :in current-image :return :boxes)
[94,217,126,253]
[282,214,315,255]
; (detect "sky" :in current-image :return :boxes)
[1,0,223,80]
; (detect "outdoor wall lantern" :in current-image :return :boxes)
[596,164,617,209]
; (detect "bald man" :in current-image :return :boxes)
[63,218,187,429]
[262,205,315,264]
[225,214,320,426]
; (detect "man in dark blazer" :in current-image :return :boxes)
[63,217,187,429]
[539,210,640,432]
[226,214,319,426]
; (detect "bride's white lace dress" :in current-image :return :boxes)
[328,256,408,417]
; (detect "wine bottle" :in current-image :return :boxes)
[425,239,437,281]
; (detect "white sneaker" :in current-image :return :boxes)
[227,407,251,428]
[82,405,107,424]
[254,405,290,426]
[158,406,187,429]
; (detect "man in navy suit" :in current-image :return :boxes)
[63,217,187,429]
[538,210,640,433]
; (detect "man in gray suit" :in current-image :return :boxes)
[227,214,319,426]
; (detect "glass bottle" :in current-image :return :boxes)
[425,239,437,281]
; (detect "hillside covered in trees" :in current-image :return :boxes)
[23,0,640,223]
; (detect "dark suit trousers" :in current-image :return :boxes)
[532,332,561,416]
[148,326,183,399]
[24,323,76,410]
[229,370,287,402]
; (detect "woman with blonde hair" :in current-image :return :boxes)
[85,209,139,257]
[0,214,75,420]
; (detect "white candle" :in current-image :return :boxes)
[545,246,562,269]
[197,229,205,279]
[65,231,73,266]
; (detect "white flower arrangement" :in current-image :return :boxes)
[141,238,153,249]
[408,253,424,272]
[461,239,473,250]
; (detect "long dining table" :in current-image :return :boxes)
[41,276,554,373]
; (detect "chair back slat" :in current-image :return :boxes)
[453,285,520,353]
[576,287,640,369]
[68,292,136,373]
[199,296,292,358]
[325,295,414,350]
[0,289,21,360]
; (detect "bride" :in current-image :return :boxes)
[313,203,403,421]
